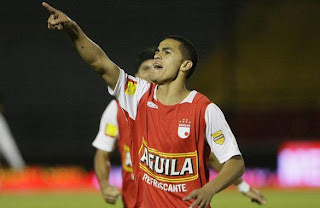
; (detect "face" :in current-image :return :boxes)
[135,59,154,82]
[150,38,184,84]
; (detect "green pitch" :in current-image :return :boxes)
[0,189,319,208]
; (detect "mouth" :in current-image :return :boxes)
[153,62,163,70]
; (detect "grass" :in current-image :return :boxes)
[0,189,319,208]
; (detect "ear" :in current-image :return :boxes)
[180,60,193,73]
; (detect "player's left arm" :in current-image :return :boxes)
[183,155,244,208]
[183,103,245,207]
[209,146,267,205]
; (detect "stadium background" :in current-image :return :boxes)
[0,0,319,207]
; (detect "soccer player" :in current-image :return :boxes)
[92,47,155,207]
[93,49,266,206]
[43,3,245,207]
[0,94,25,171]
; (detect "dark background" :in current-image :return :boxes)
[1,0,319,170]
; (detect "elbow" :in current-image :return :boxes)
[91,60,106,75]
[238,156,245,178]
[231,155,245,178]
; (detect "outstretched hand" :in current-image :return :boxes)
[42,2,72,30]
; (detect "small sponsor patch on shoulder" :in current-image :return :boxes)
[125,79,137,95]
[212,130,225,145]
[105,123,118,138]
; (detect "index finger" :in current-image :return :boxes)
[42,2,57,13]
[182,191,197,201]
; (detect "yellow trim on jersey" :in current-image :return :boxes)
[139,139,197,157]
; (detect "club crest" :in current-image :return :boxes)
[178,119,191,139]
[212,130,225,145]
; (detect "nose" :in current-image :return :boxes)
[154,52,161,60]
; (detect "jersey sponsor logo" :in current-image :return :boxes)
[125,78,137,95]
[142,173,187,193]
[105,123,118,138]
[147,101,158,109]
[178,119,191,139]
[212,130,225,145]
[138,138,198,183]
[123,145,133,173]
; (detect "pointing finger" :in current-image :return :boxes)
[42,2,57,14]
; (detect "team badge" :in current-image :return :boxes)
[178,119,191,139]
[125,78,137,95]
[212,130,225,145]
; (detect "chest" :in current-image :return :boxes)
[135,101,206,152]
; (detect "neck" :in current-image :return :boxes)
[156,78,190,105]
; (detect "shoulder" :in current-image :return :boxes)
[191,91,212,111]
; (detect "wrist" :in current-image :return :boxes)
[64,19,75,31]
[202,182,218,196]
[237,181,250,193]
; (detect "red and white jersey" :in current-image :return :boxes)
[92,99,136,208]
[108,68,241,208]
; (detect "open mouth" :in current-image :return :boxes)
[153,63,163,69]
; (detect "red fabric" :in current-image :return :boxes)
[116,101,137,208]
[127,84,212,208]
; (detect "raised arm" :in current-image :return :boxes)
[42,2,119,89]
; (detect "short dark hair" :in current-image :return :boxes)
[165,35,198,79]
[134,47,156,73]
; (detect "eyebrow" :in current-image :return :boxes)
[162,47,172,51]
[157,47,173,52]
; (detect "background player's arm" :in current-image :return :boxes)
[209,153,266,205]
[42,2,119,89]
[0,114,25,170]
[94,149,120,204]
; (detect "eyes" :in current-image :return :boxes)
[155,50,171,56]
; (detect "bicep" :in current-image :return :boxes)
[92,56,120,90]
[209,153,224,172]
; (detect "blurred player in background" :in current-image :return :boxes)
[0,94,25,171]
[92,47,155,207]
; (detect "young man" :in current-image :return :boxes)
[93,50,266,207]
[43,3,245,207]
[93,49,266,207]
[92,48,155,207]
